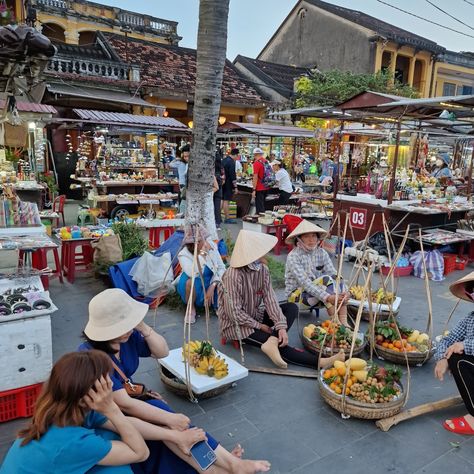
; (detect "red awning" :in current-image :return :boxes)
[0,99,56,114]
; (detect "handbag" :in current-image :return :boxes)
[110,359,149,400]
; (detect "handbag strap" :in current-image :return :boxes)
[110,357,132,385]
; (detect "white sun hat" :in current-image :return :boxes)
[84,288,149,341]
[230,230,277,268]
[285,219,327,245]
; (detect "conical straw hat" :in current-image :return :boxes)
[285,219,327,245]
[449,271,474,302]
[230,230,278,268]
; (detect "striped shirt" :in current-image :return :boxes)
[217,264,287,340]
[435,313,474,361]
[285,246,337,302]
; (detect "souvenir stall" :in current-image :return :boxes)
[1,98,57,209]
[57,109,189,219]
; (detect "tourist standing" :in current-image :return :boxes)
[222,148,238,223]
[272,160,293,205]
[252,148,271,214]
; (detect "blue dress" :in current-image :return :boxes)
[176,265,216,308]
[0,412,131,474]
[79,331,219,474]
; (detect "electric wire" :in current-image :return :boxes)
[463,0,474,7]
[376,0,474,39]
[425,0,474,31]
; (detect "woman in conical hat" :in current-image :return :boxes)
[435,271,474,435]
[285,219,349,326]
[217,229,344,370]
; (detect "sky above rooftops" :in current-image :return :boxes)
[99,0,474,60]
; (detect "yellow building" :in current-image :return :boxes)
[14,0,180,45]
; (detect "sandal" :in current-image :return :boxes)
[443,416,474,435]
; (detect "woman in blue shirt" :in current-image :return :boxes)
[1,351,148,474]
[80,288,271,474]
[435,272,474,436]
[430,153,452,180]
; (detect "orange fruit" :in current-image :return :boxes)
[388,343,394,349]
[329,382,337,391]
[345,387,351,395]
[351,375,357,383]
[323,370,332,380]
[394,341,402,349]
[347,379,353,388]
[337,367,346,377]
[335,386,342,395]
[382,342,389,348]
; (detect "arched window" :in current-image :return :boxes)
[42,23,66,43]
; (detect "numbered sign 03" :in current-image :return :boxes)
[349,207,367,230]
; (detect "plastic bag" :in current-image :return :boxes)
[410,250,444,281]
[129,251,173,296]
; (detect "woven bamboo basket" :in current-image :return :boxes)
[301,331,367,357]
[348,305,398,322]
[374,344,434,366]
[319,371,405,420]
[159,366,231,400]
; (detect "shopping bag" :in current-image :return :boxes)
[410,250,444,281]
[129,251,173,296]
[92,234,123,265]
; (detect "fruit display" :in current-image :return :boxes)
[302,321,364,354]
[322,358,403,404]
[182,340,229,379]
[350,286,395,305]
[374,321,431,354]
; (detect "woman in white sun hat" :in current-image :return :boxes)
[80,288,271,474]
[434,271,474,436]
[285,219,350,326]
[218,230,344,369]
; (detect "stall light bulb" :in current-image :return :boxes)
[28,122,36,130]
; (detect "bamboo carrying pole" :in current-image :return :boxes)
[375,396,463,431]
[387,120,402,205]
[247,366,318,378]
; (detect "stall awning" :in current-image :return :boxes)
[220,121,315,138]
[0,99,56,114]
[46,84,160,108]
[73,109,189,130]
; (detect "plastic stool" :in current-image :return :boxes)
[149,226,175,249]
[61,240,94,283]
[18,247,63,290]
[220,337,241,349]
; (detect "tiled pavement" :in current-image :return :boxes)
[1,205,474,473]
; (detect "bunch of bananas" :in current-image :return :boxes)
[371,288,395,304]
[194,356,229,379]
[182,340,216,368]
[349,285,365,301]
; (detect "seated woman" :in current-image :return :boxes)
[435,272,474,435]
[80,288,270,474]
[1,350,149,474]
[176,225,226,324]
[217,229,344,370]
[285,220,349,326]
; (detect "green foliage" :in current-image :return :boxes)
[38,173,58,195]
[110,221,147,261]
[295,69,419,108]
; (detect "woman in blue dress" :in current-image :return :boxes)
[80,288,271,474]
[176,225,226,324]
[1,351,148,474]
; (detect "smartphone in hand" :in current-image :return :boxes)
[190,441,217,471]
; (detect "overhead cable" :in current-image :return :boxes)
[425,0,474,31]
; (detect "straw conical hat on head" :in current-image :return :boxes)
[230,230,277,268]
[449,271,474,302]
[285,219,327,245]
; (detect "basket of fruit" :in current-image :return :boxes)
[348,286,401,321]
[319,358,405,419]
[160,340,231,399]
[301,321,367,356]
[371,321,434,366]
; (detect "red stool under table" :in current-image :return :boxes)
[18,247,63,290]
[61,239,94,284]
[220,337,241,350]
[148,226,175,249]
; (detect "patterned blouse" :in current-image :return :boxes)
[435,313,474,361]
[217,264,287,340]
[285,246,337,302]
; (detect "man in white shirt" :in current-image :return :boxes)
[272,160,293,205]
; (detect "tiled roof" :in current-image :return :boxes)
[305,0,445,53]
[104,33,263,106]
[234,55,311,98]
[0,99,56,114]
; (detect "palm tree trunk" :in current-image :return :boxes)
[186,0,230,237]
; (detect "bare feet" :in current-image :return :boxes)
[231,444,244,458]
[319,349,345,369]
[261,336,287,369]
[231,459,271,473]
[175,427,207,455]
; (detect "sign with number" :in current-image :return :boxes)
[349,207,367,229]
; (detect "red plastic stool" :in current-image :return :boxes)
[61,240,94,283]
[148,226,175,249]
[18,247,63,290]
[220,337,241,350]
